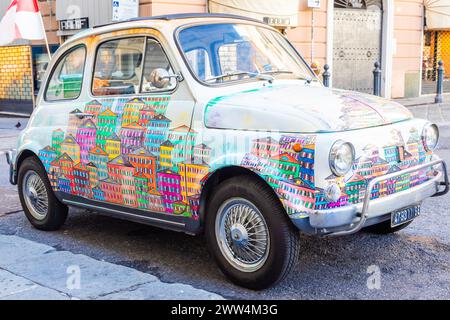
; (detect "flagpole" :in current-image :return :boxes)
[36,1,52,61]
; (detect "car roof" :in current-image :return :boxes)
[94,13,264,28]
[63,13,268,47]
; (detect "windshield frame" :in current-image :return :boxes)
[174,21,318,88]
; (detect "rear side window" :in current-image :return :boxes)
[92,37,145,96]
[45,46,86,101]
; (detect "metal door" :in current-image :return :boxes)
[333,1,383,93]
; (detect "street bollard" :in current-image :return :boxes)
[435,60,444,104]
[373,62,382,96]
[323,64,330,88]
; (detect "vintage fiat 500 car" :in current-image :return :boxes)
[6,13,449,289]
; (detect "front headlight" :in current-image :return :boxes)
[329,140,355,176]
[422,123,439,151]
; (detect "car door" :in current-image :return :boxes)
[72,30,198,217]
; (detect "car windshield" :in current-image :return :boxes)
[178,23,316,84]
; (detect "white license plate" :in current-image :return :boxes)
[391,205,420,227]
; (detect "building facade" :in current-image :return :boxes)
[0,0,448,116]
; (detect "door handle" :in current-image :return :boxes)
[75,113,94,119]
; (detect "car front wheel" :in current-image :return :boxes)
[205,175,300,290]
[18,156,68,231]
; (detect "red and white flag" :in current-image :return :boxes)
[0,0,45,45]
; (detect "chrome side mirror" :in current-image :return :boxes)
[149,68,181,89]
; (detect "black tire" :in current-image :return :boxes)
[205,175,300,290]
[364,219,412,234]
[18,156,68,231]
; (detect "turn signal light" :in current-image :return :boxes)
[293,143,303,153]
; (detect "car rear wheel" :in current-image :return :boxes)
[18,157,68,231]
[205,175,300,290]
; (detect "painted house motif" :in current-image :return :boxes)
[76,119,97,163]
[168,125,197,167]
[73,163,91,198]
[122,98,145,127]
[92,186,105,201]
[89,146,109,180]
[120,122,145,155]
[107,155,137,208]
[178,160,210,203]
[144,114,171,156]
[143,95,170,115]
[58,175,71,194]
[278,180,315,215]
[159,140,174,170]
[138,107,155,126]
[157,170,183,214]
[38,146,57,172]
[134,172,151,209]
[85,100,103,123]
[252,137,280,158]
[51,129,64,156]
[193,143,212,164]
[127,147,157,190]
[96,108,118,149]
[67,109,84,136]
[105,133,121,161]
[86,162,98,190]
[60,135,80,164]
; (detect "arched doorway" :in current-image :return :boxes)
[332,0,383,93]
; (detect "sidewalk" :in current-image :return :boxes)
[0,117,28,155]
[394,93,450,107]
[393,93,450,126]
[0,235,223,300]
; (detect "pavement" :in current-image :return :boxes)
[0,99,450,300]
[0,235,223,300]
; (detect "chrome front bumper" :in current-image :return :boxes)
[304,159,449,236]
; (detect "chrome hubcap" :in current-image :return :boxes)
[216,198,270,273]
[23,171,48,220]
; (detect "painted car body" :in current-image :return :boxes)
[7,14,448,236]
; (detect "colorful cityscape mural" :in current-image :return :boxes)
[240,127,434,214]
[38,95,436,220]
[39,96,212,220]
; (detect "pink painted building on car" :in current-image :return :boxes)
[157,170,183,213]
[119,122,145,155]
[76,119,97,164]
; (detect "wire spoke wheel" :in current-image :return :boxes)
[216,198,270,273]
[22,170,49,220]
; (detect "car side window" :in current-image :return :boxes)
[141,39,176,92]
[45,46,86,101]
[92,37,145,96]
[185,48,212,81]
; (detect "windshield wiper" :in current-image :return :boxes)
[260,70,315,83]
[260,70,293,75]
[206,71,274,83]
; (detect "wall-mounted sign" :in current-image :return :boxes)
[59,17,89,31]
[263,17,291,27]
[209,0,299,27]
[112,0,139,22]
[307,0,321,8]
